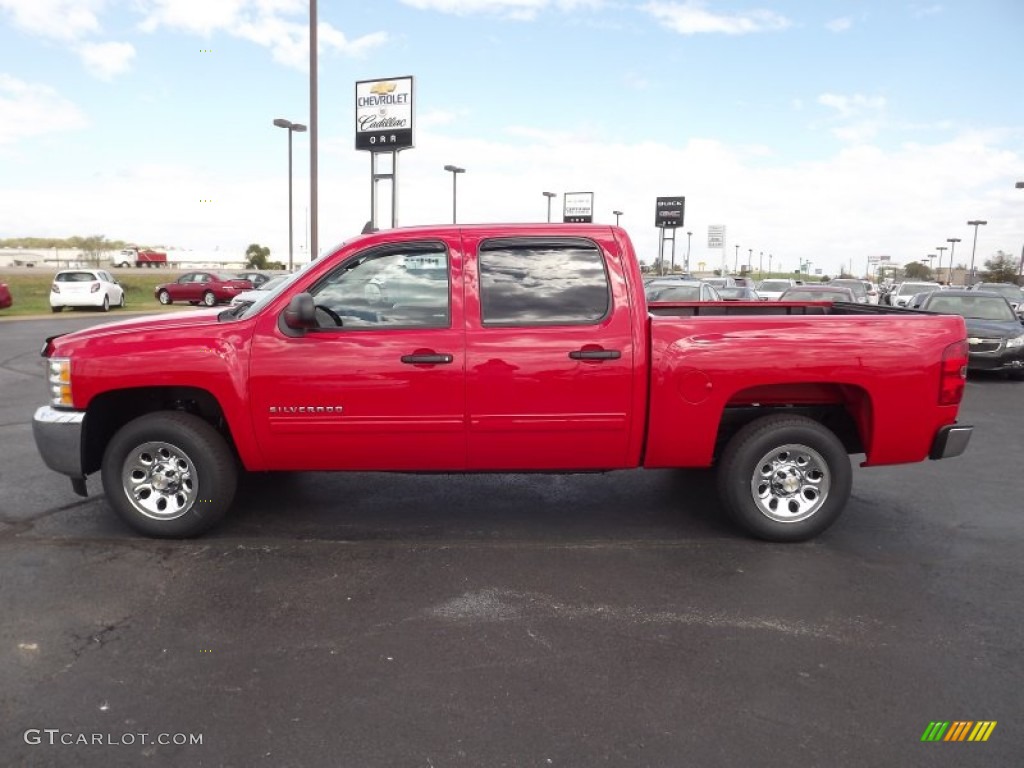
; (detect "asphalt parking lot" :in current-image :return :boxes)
[1,314,1021,766]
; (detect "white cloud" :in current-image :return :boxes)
[138,0,251,36]
[0,74,89,145]
[825,16,852,32]
[0,0,105,41]
[816,93,887,141]
[399,0,546,18]
[642,1,791,36]
[76,41,136,80]
[139,0,389,70]
[911,4,943,18]
[396,0,600,18]
[2,124,1020,278]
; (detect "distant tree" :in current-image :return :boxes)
[903,261,933,280]
[820,275,831,282]
[79,235,110,267]
[245,243,271,270]
[981,251,1020,283]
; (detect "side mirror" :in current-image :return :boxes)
[283,293,317,330]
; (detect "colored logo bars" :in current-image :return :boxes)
[921,721,997,742]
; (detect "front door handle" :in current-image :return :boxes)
[401,353,454,365]
[569,349,621,361]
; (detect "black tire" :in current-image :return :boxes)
[119,292,126,308]
[203,291,217,307]
[51,306,63,313]
[158,290,171,305]
[101,295,110,312]
[101,412,238,538]
[716,414,852,542]
[1008,370,1024,381]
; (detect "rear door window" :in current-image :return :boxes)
[478,238,610,326]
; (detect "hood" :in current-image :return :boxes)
[46,309,226,352]
[963,317,1024,339]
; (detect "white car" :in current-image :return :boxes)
[891,281,941,308]
[50,269,125,312]
[756,278,798,301]
[229,274,292,306]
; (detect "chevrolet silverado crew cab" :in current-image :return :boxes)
[33,224,973,541]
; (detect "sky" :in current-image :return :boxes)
[1,0,1023,277]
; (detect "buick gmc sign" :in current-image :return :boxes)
[655,196,685,228]
[355,76,414,151]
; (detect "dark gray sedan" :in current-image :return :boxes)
[919,290,1024,378]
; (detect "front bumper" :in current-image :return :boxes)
[33,406,86,487]
[929,424,973,460]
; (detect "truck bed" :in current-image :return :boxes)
[648,300,918,317]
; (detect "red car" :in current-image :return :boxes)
[154,272,252,307]
[0,282,12,309]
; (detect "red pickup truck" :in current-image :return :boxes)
[33,224,973,541]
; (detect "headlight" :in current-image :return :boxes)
[47,357,73,407]
[1007,335,1024,349]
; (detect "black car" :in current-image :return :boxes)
[235,271,272,288]
[918,290,1024,378]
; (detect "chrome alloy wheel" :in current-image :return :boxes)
[121,441,198,520]
[750,443,831,523]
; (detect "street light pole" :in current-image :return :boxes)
[309,0,318,258]
[768,253,773,276]
[946,237,961,285]
[686,231,692,274]
[734,244,740,273]
[273,118,307,271]
[443,165,465,224]
[1016,182,1024,280]
[542,191,556,222]
[965,222,986,286]
[935,246,948,284]
[613,210,623,226]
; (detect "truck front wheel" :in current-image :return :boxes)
[101,412,238,538]
[717,415,851,542]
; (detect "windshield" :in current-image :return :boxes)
[718,287,753,299]
[235,267,310,319]
[925,295,1017,321]
[898,282,937,295]
[782,288,848,302]
[759,280,790,292]
[976,284,1023,301]
[646,285,701,302]
[55,272,99,282]
[831,280,867,296]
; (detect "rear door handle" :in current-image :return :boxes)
[569,349,621,361]
[401,353,454,365]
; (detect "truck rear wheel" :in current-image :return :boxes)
[101,412,237,538]
[717,415,851,542]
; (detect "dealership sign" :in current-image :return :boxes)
[355,76,414,151]
[654,196,685,228]
[563,192,594,223]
